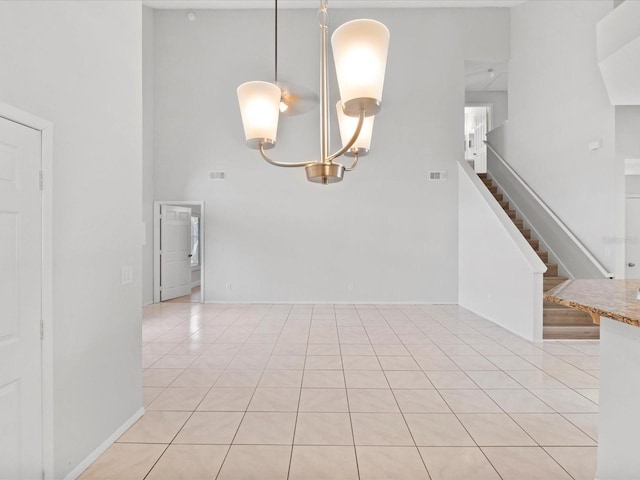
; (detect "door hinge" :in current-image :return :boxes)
[39,170,44,190]
[159,286,163,292]
[40,319,44,340]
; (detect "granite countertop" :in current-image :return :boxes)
[544,279,640,327]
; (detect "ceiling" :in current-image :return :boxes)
[465,60,508,92]
[144,0,525,9]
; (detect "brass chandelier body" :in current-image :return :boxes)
[237,0,389,185]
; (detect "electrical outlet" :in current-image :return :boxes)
[226,282,232,291]
[348,282,354,292]
[121,266,133,285]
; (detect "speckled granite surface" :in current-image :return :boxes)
[545,279,640,328]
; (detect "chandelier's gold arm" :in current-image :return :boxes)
[326,109,365,163]
[259,143,316,168]
[343,151,360,172]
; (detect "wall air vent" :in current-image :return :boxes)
[429,171,447,181]
[209,171,225,180]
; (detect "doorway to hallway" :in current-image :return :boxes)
[464,105,491,173]
[153,201,205,304]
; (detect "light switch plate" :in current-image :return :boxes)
[121,266,133,285]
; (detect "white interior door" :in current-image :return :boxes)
[464,106,489,173]
[160,205,192,301]
[626,197,640,279]
[0,117,43,479]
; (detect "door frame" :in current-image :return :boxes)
[626,194,640,279]
[0,101,54,479]
[153,200,205,303]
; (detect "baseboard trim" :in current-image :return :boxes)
[459,302,538,342]
[62,407,145,480]
[203,300,459,305]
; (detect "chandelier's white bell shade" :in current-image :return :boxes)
[336,100,374,156]
[237,81,281,150]
[331,19,390,117]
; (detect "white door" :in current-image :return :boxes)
[626,197,640,279]
[464,106,489,173]
[160,205,192,301]
[0,117,43,479]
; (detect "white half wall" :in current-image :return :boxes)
[506,0,618,275]
[458,160,545,341]
[152,7,509,303]
[0,2,143,478]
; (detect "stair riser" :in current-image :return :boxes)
[544,312,596,326]
[543,326,600,340]
[545,264,559,276]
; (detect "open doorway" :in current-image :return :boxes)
[464,105,491,173]
[153,201,205,303]
[464,60,508,174]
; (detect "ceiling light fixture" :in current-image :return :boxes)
[236,0,390,185]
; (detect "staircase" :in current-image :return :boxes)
[478,174,599,340]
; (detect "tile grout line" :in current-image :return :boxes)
[402,305,507,480]
[338,305,362,480]
[285,304,312,480]
[204,303,285,480]
[365,306,431,476]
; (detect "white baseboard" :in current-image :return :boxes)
[200,301,461,305]
[62,407,145,480]
[142,300,153,307]
[191,281,201,288]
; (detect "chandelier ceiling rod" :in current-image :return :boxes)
[274,0,278,83]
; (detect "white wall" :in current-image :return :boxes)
[619,106,640,193]
[0,2,143,478]
[458,161,545,341]
[506,0,618,274]
[465,91,508,128]
[152,7,509,303]
[143,6,155,306]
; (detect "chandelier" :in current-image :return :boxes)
[236,0,390,185]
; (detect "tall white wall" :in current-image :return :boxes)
[0,2,143,478]
[465,91,508,128]
[152,7,509,303]
[506,0,618,274]
[143,6,155,305]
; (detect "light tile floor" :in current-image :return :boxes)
[79,304,599,480]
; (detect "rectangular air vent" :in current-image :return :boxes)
[429,171,447,181]
[209,171,225,180]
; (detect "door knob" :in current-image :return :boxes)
[629,262,636,267]
[188,254,193,257]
